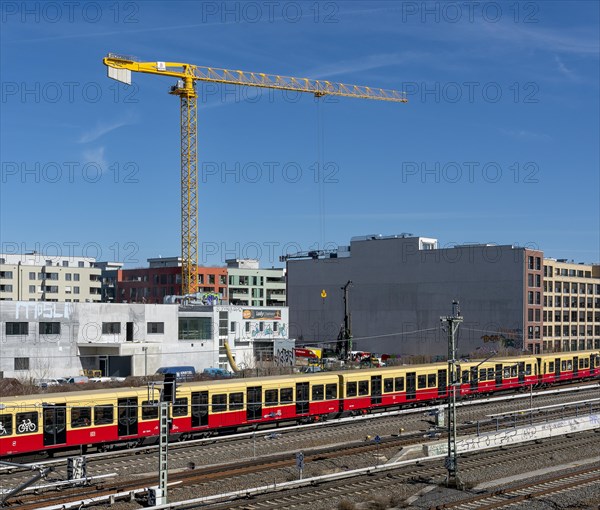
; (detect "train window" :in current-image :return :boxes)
[479,369,487,381]
[326,383,337,400]
[525,364,532,375]
[511,366,517,377]
[567,361,572,370]
[71,407,92,428]
[16,412,38,434]
[312,385,324,401]
[346,381,357,397]
[549,362,555,372]
[503,367,510,378]
[383,378,393,392]
[265,389,279,407]
[212,394,227,413]
[417,375,426,388]
[280,388,293,404]
[229,392,244,410]
[584,359,589,368]
[142,401,159,420]
[173,398,188,417]
[394,377,404,391]
[94,405,114,425]
[358,380,369,396]
[461,372,469,384]
[0,414,12,436]
[487,368,494,380]
[427,374,436,388]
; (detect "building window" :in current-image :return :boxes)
[245,321,250,333]
[28,285,36,293]
[65,273,72,281]
[74,274,80,281]
[14,357,29,370]
[40,322,60,335]
[147,322,164,334]
[102,322,121,334]
[29,272,35,279]
[219,311,228,336]
[178,317,212,340]
[0,284,13,292]
[78,261,84,268]
[230,321,236,333]
[74,286,80,294]
[6,322,28,335]
[0,271,13,279]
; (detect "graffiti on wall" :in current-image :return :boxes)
[15,301,74,320]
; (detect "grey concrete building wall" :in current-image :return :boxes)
[287,237,525,358]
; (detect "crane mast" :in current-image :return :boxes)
[104,53,407,296]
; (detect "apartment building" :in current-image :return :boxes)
[116,257,227,303]
[542,259,600,352]
[226,259,286,307]
[0,253,101,303]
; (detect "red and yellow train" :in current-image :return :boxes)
[1,350,599,457]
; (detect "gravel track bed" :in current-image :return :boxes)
[102,431,599,510]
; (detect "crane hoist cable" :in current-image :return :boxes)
[104,53,407,296]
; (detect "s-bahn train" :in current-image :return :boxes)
[1,350,599,457]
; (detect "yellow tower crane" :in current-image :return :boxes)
[104,53,407,296]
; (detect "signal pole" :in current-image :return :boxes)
[342,281,352,359]
[441,300,464,490]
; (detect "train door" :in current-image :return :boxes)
[117,398,138,437]
[554,358,561,378]
[470,367,478,391]
[296,382,309,415]
[437,369,447,396]
[495,364,503,388]
[518,362,525,384]
[590,355,595,370]
[191,391,209,428]
[371,376,382,405]
[246,386,262,421]
[43,405,66,447]
[406,372,416,400]
[573,357,579,377]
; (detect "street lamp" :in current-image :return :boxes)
[142,347,148,376]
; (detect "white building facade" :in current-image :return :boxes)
[0,301,290,379]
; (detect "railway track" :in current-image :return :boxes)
[189,434,600,510]
[5,425,599,509]
[429,466,600,509]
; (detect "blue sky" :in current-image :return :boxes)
[1,1,598,268]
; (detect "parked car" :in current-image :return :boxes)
[34,378,67,388]
[65,376,89,384]
[202,367,234,378]
[156,366,196,381]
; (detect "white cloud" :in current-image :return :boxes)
[500,128,551,142]
[78,114,136,144]
[81,146,107,174]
